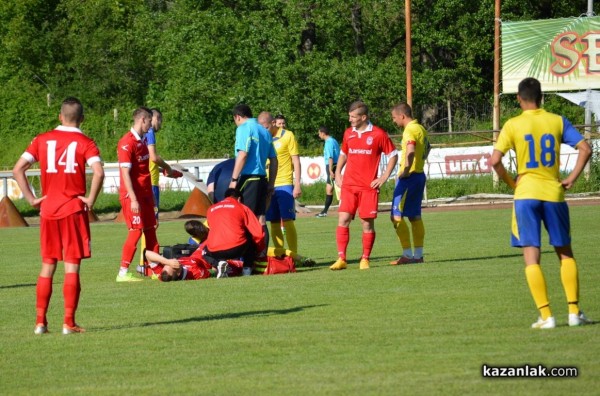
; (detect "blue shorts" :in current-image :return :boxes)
[152,185,160,208]
[511,200,571,248]
[391,172,426,218]
[266,185,296,222]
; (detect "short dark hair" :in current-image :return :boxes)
[184,220,208,242]
[392,102,412,118]
[274,114,286,121]
[232,104,253,118]
[61,97,84,123]
[224,188,242,199]
[133,106,152,121]
[318,126,330,135]
[160,270,174,282]
[518,77,542,107]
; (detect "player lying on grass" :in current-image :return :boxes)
[145,244,245,281]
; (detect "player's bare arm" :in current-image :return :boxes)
[371,153,398,189]
[78,161,104,208]
[335,153,347,188]
[562,140,592,190]
[230,150,247,189]
[400,144,415,178]
[490,149,516,190]
[12,157,46,208]
[292,154,302,198]
[268,156,278,192]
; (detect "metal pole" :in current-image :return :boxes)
[405,0,412,107]
[493,0,501,187]
[584,0,594,179]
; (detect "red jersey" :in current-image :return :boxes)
[22,126,101,220]
[188,242,213,270]
[117,129,152,199]
[340,123,397,190]
[178,256,211,280]
[206,197,265,252]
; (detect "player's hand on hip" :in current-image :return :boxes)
[370,177,384,189]
[561,178,575,190]
[78,195,95,209]
[29,195,46,209]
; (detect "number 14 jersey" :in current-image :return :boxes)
[496,109,584,202]
[22,125,102,219]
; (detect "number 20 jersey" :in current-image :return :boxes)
[496,109,584,202]
[22,125,102,219]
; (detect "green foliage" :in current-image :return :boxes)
[1,1,600,165]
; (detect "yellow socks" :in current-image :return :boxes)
[270,222,284,249]
[393,219,411,250]
[525,264,552,320]
[560,258,580,315]
[283,220,298,253]
[411,219,425,249]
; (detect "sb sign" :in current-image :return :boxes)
[445,154,491,175]
[551,31,600,77]
[502,16,600,92]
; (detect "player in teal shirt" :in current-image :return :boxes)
[316,126,340,217]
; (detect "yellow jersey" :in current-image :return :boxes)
[496,109,584,202]
[271,128,300,187]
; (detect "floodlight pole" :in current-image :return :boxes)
[492,0,501,187]
[405,0,412,108]
[584,0,594,179]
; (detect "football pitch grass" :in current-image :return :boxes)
[0,204,598,395]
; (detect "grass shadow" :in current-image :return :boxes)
[94,304,327,332]
[0,283,36,290]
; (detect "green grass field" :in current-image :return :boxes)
[1,204,599,395]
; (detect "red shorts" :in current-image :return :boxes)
[339,186,379,219]
[120,195,156,229]
[40,211,91,263]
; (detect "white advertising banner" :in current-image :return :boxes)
[0,145,587,196]
[99,144,584,192]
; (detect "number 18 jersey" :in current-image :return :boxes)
[22,126,102,219]
[496,109,584,202]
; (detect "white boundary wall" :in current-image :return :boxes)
[0,141,595,197]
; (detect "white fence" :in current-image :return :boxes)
[1,141,595,199]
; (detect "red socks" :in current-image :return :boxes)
[362,231,375,259]
[121,229,143,267]
[63,273,81,327]
[336,226,349,260]
[36,276,53,326]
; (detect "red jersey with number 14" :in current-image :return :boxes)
[22,126,101,220]
[117,130,152,199]
[340,123,397,190]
